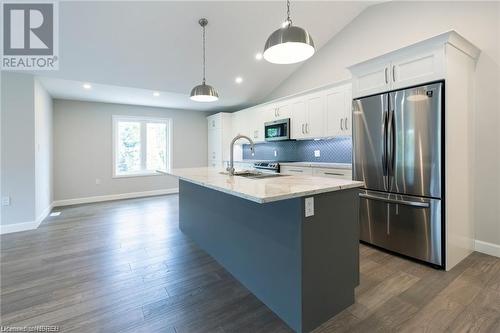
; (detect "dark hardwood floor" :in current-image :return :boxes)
[1,195,499,332]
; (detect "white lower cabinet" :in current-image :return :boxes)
[281,165,352,180]
[312,168,352,180]
[280,166,313,176]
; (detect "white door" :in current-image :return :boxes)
[351,60,391,98]
[304,92,325,138]
[391,47,445,90]
[290,98,307,139]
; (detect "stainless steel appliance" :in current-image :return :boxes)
[264,118,290,141]
[254,161,280,173]
[352,82,444,267]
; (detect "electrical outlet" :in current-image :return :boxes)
[305,197,314,217]
[95,178,101,185]
[274,150,278,157]
[314,150,321,157]
[1,196,11,206]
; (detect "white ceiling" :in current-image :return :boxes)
[34,1,375,111]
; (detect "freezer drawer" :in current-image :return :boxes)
[359,190,442,266]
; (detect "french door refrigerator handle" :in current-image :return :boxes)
[387,94,396,177]
[382,101,388,177]
[358,193,430,208]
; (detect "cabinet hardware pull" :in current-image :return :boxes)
[385,67,388,84]
[301,124,305,134]
[392,65,396,82]
[306,123,309,134]
[324,172,344,176]
[289,169,303,172]
[340,118,344,130]
[345,117,348,130]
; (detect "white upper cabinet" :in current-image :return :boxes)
[348,31,472,98]
[391,46,445,90]
[304,92,325,138]
[291,98,307,139]
[207,113,232,168]
[350,59,390,98]
[290,93,326,140]
[325,83,352,137]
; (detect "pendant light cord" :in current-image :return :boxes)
[286,0,292,26]
[202,24,206,85]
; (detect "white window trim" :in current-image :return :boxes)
[112,115,172,178]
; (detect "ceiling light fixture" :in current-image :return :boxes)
[190,18,219,102]
[263,0,315,64]
[153,91,160,97]
[83,83,92,90]
[235,77,243,84]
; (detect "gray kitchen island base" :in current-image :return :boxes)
[179,180,359,333]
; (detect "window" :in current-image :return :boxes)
[113,116,171,177]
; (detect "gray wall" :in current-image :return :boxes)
[34,79,54,218]
[53,100,208,201]
[1,72,36,225]
[266,1,500,248]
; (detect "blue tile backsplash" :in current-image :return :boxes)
[242,137,352,163]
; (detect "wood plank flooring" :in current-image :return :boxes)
[1,195,499,332]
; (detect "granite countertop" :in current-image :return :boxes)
[279,162,352,169]
[167,167,363,204]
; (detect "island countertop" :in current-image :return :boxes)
[167,167,364,204]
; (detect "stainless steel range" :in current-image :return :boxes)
[253,162,280,173]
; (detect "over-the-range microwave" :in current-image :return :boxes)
[264,118,290,141]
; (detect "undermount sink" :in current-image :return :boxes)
[219,171,288,179]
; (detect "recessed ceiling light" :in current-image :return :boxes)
[83,83,92,90]
[255,53,263,60]
[235,77,243,84]
[153,91,160,97]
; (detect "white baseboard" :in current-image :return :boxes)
[53,188,179,207]
[475,240,500,258]
[0,220,40,235]
[0,202,53,235]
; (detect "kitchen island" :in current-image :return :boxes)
[167,167,364,333]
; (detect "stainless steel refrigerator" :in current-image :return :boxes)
[352,82,444,267]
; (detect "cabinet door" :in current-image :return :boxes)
[208,128,222,167]
[280,166,313,175]
[249,107,265,142]
[391,47,445,90]
[342,85,353,135]
[352,61,390,98]
[290,98,307,139]
[261,104,276,123]
[275,101,291,119]
[304,92,325,138]
[207,114,221,130]
[325,86,346,137]
[312,168,352,180]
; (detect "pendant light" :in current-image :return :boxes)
[263,0,315,64]
[190,18,219,102]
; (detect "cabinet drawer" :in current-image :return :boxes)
[280,166,313,175]
[312,168,352,180]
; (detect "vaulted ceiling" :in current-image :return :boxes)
[35,1,375,111]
